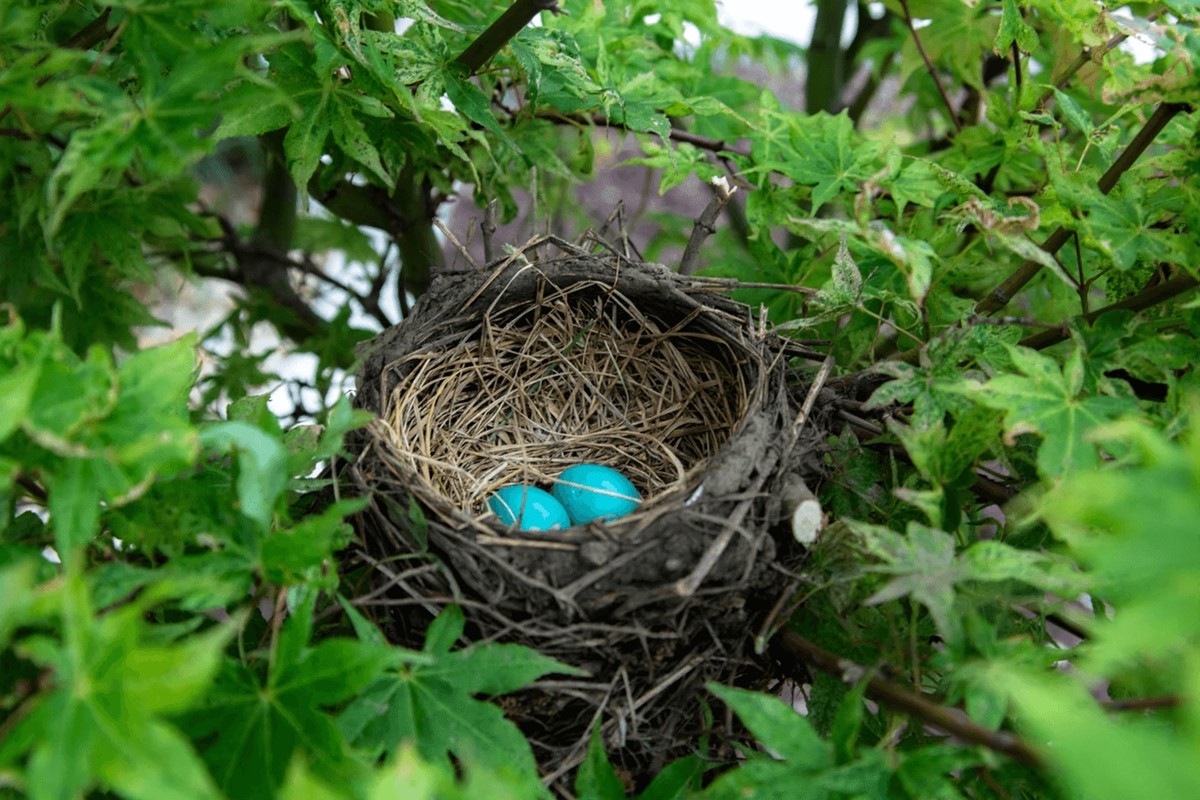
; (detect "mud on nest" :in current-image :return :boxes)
[343,241,831,789]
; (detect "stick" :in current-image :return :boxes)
[774,629,1043,767]
[679,178,737,275]
[898,0,961,133]
[455,0,560,74]
[975,102,1188,317]
[1019,272,1199,350]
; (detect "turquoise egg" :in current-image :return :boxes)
[553,464,641,525]
[487,485,570,531]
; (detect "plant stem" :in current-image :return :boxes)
[975,102,1189,317]
[679,180,736,275]
[1020,271,1199,350]
[1103,695,1183,712]
[774,629,1043,766]
[1035,12,1161,111]
[455,0,560,74]
[897,0,961,133]
[60,7,114,50]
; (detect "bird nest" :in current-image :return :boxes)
[342,238,831,792]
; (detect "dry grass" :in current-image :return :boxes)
[381,278,749,524]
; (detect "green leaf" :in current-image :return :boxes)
[786,112,881,212]
[994,0,1038,55]
[425,643,586,696]
[706,684,831,771]
[47,458,104,556]
[966,345,1134,477]
[851,520,963,642]
[423,604,465,654]
[444,70,515,151]
[199,421,289,530]
[0,559,39,649]
[635,756,703,800]
[340,617,570,785]
[261,499,365,584]
[187,616,393,800]
[17,573,229,800]
[986,664,1200,799]
[576,725,626,800]
[1037,418,1200,672]
[830,675,868,765]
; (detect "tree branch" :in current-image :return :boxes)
[60,8,114,51]
[897,0,961,134]
[679,179,736,275]
[1018,271,1199,350]
[455,0,560,74]
[974,102,1189,317]
[1035,12,1161,111]
[535,109,752,160]
[773,629,1043,767]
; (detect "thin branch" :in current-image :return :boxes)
[1035,12,1161,111]
[679,178,737,275]
[60,7,114,51]
[535,109,752,161]
[1019,271,1199,350]
[897,0,962,133]
[1103,695,1183,712]
[455,0,560,75]
[1011,41,1023,110]
[774,630,1043,767]
[482,199,499,265]
[0,8,115,126]
[974,101,1188,317]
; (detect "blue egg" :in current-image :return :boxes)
[487,485,570,531]
[553,465,641,525]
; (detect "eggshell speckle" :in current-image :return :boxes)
[488,485,570,531]
[553,464,641,525]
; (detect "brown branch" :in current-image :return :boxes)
[482,199,499,265]
[1035,12,1161,111]
[455,0,560,75]
[1019,271,1199,350]
[974,102,1188,317]
[1103,695,1183,712]
[679,179,736,275]
[535,109,752,161]
[774,629,1043,767]
[0,8,115,126]
[60,7,114,51]
[897,0,961,134]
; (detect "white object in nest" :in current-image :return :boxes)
[781,474,823,546]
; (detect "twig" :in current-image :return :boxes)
[433,217,480,270]
[897,0,961,133]
[536,109,752,161]
[1034,12,1161,111]
[455,0,560,74]
[0,9,115,126]
[1045,611,1089,641]
[482,199,499,265]
[1103,695,1183,712]
[971,102,1188,317]
[60,7,114,50]
[774,629,1043,767]
[1019,271,1199,350]
[679,178,737,275]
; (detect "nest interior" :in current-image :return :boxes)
[345,247,829,788]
